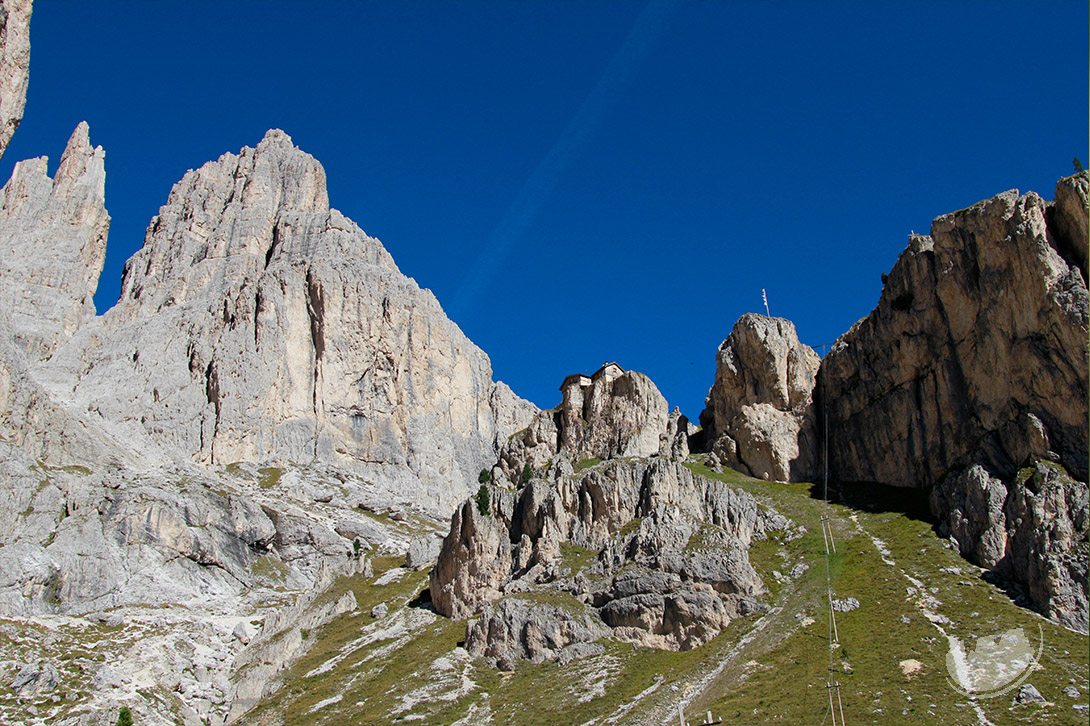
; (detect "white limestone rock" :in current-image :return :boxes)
[0,122,109,362]
[0,0,31,161]
[37,129,534,514]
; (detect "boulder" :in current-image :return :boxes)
[11,661,58,694]
[404,535,441,570]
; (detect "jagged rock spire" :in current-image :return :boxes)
[0,121,109,362]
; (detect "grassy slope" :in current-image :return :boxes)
[234,458,1089,726]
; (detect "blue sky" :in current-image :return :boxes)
[3,1,1086,418]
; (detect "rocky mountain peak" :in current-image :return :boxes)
[0,121,109,362]
[26,129,532,513]
[114,127,362,317]
[819,179,1088,632]
[699,313,819,482]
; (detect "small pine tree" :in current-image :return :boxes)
[476,484,490,517]
[521,462,532,484]
[117,706,134,726]
[352,538,362,558]
[1075,157,1085,173]
[478,468,492,484]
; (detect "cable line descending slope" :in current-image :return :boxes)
[819,342,849,725]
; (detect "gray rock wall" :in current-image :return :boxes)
[0,123,109,362]
[820,185,1087,487]
[34,129,534,513]
[819,180,1089,632]
[0,0,31,161]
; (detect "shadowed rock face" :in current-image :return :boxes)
[0,0,31,161]
[819,179,1089,632]
[699,314,820,483]
[33,129,534,513]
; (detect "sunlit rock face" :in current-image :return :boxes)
[36,129,535,514]
[821,180,1087,488]
[699,313,820,483]
[0,0,31,161]
[819,177,1089,632]
[495,363,691,489]
[0,121,536,723]
[0,123,110,363]
[431,367,791,660]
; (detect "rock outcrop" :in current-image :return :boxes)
[820,179,1089,631]
[0,0,31,161]
[0,118,534,721]
[931,461,1088,632]
[820,184,1088,487]
[431,368,789,659]
[33,129,534,513]
[464,597,609,668]
[0,122,110,362]
[699,314,820,482]
[1050,173,1089,280]
[495,363,691,486]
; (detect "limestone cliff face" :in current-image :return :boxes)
[0,119,535,723]
[819,179,1089,632]
[38,129,534,512]
[0,122,109,362]
[0,0,31,161]
[821,184,1087,487]
[699,314,820,482]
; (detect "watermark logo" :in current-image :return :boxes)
[945,625,1043,698]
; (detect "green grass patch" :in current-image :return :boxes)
[617,516,644,539]
[250,554,290,585]
[574,457,602,473]
[558,542,598,575]
[258,467,283,489]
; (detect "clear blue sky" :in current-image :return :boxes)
[3,1,1086,418]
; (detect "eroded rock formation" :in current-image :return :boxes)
[33,129,534,513]
[819,178,1089,631]
[495,363,691,486]
[0,122,110,362]
[0,0,31,160]
[699,314,820,482]
[431,367,789,661]
[0,118,534,720]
